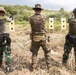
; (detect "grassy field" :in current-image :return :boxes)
[0,26,75,75]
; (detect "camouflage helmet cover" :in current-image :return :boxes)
[0,7,5,13]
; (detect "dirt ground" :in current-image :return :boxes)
[0,26,76,75]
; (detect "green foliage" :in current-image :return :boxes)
[0,5,33,25]
[47,8,70,22]
[0,5,72,26]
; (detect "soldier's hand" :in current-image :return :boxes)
[9,15,13,20]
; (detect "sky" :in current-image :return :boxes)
[0,0,76,11]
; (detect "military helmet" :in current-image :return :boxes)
[33,4,43,10]
[73,8,76,13]
[0,7,5,13]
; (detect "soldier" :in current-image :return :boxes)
[29,4,51,71]
[62,8,76,70]
[0,7,12,72]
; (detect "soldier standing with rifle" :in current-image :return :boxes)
[62,8,76,70]
[0,7,12,72]
[29,4,51,71]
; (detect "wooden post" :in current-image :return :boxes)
[49,18,54,33]
[9,20,15,32]
[61,18,66,32]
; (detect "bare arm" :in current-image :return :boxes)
[6,16,12,22]
[0,16,12,22]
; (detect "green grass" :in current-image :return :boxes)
[15,21,29,26]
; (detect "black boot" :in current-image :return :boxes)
[74,62,76,71]
[62,60,67,67]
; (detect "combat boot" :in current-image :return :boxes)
[74,62,76,71]
[5,66,13,73]
[62,61,67,67]
[47,65,51,72]
[30,55,37,71]
[30,63,37,71]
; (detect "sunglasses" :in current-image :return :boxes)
[0,11,5,13]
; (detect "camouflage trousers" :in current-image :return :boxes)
[30,40,51,70]
[0,46,11,69]
[0,33,11,71]
[62,39,76,64]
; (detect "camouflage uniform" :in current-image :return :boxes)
[0,7,11,72]
[62,8,76,67]
[30,4,51,71]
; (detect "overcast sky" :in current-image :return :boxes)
[0,0,76,11]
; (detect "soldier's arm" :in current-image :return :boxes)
[29,17,33,25]
[29,17,34,29]
[0,16,12,22]
[43,16,47,33]
[6,16,12,22]
[0,16,6,21]
[29,17,33,34]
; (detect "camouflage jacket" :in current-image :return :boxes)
[68,18,76,35]
[0,16,12,34]
[30,14,46,35]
